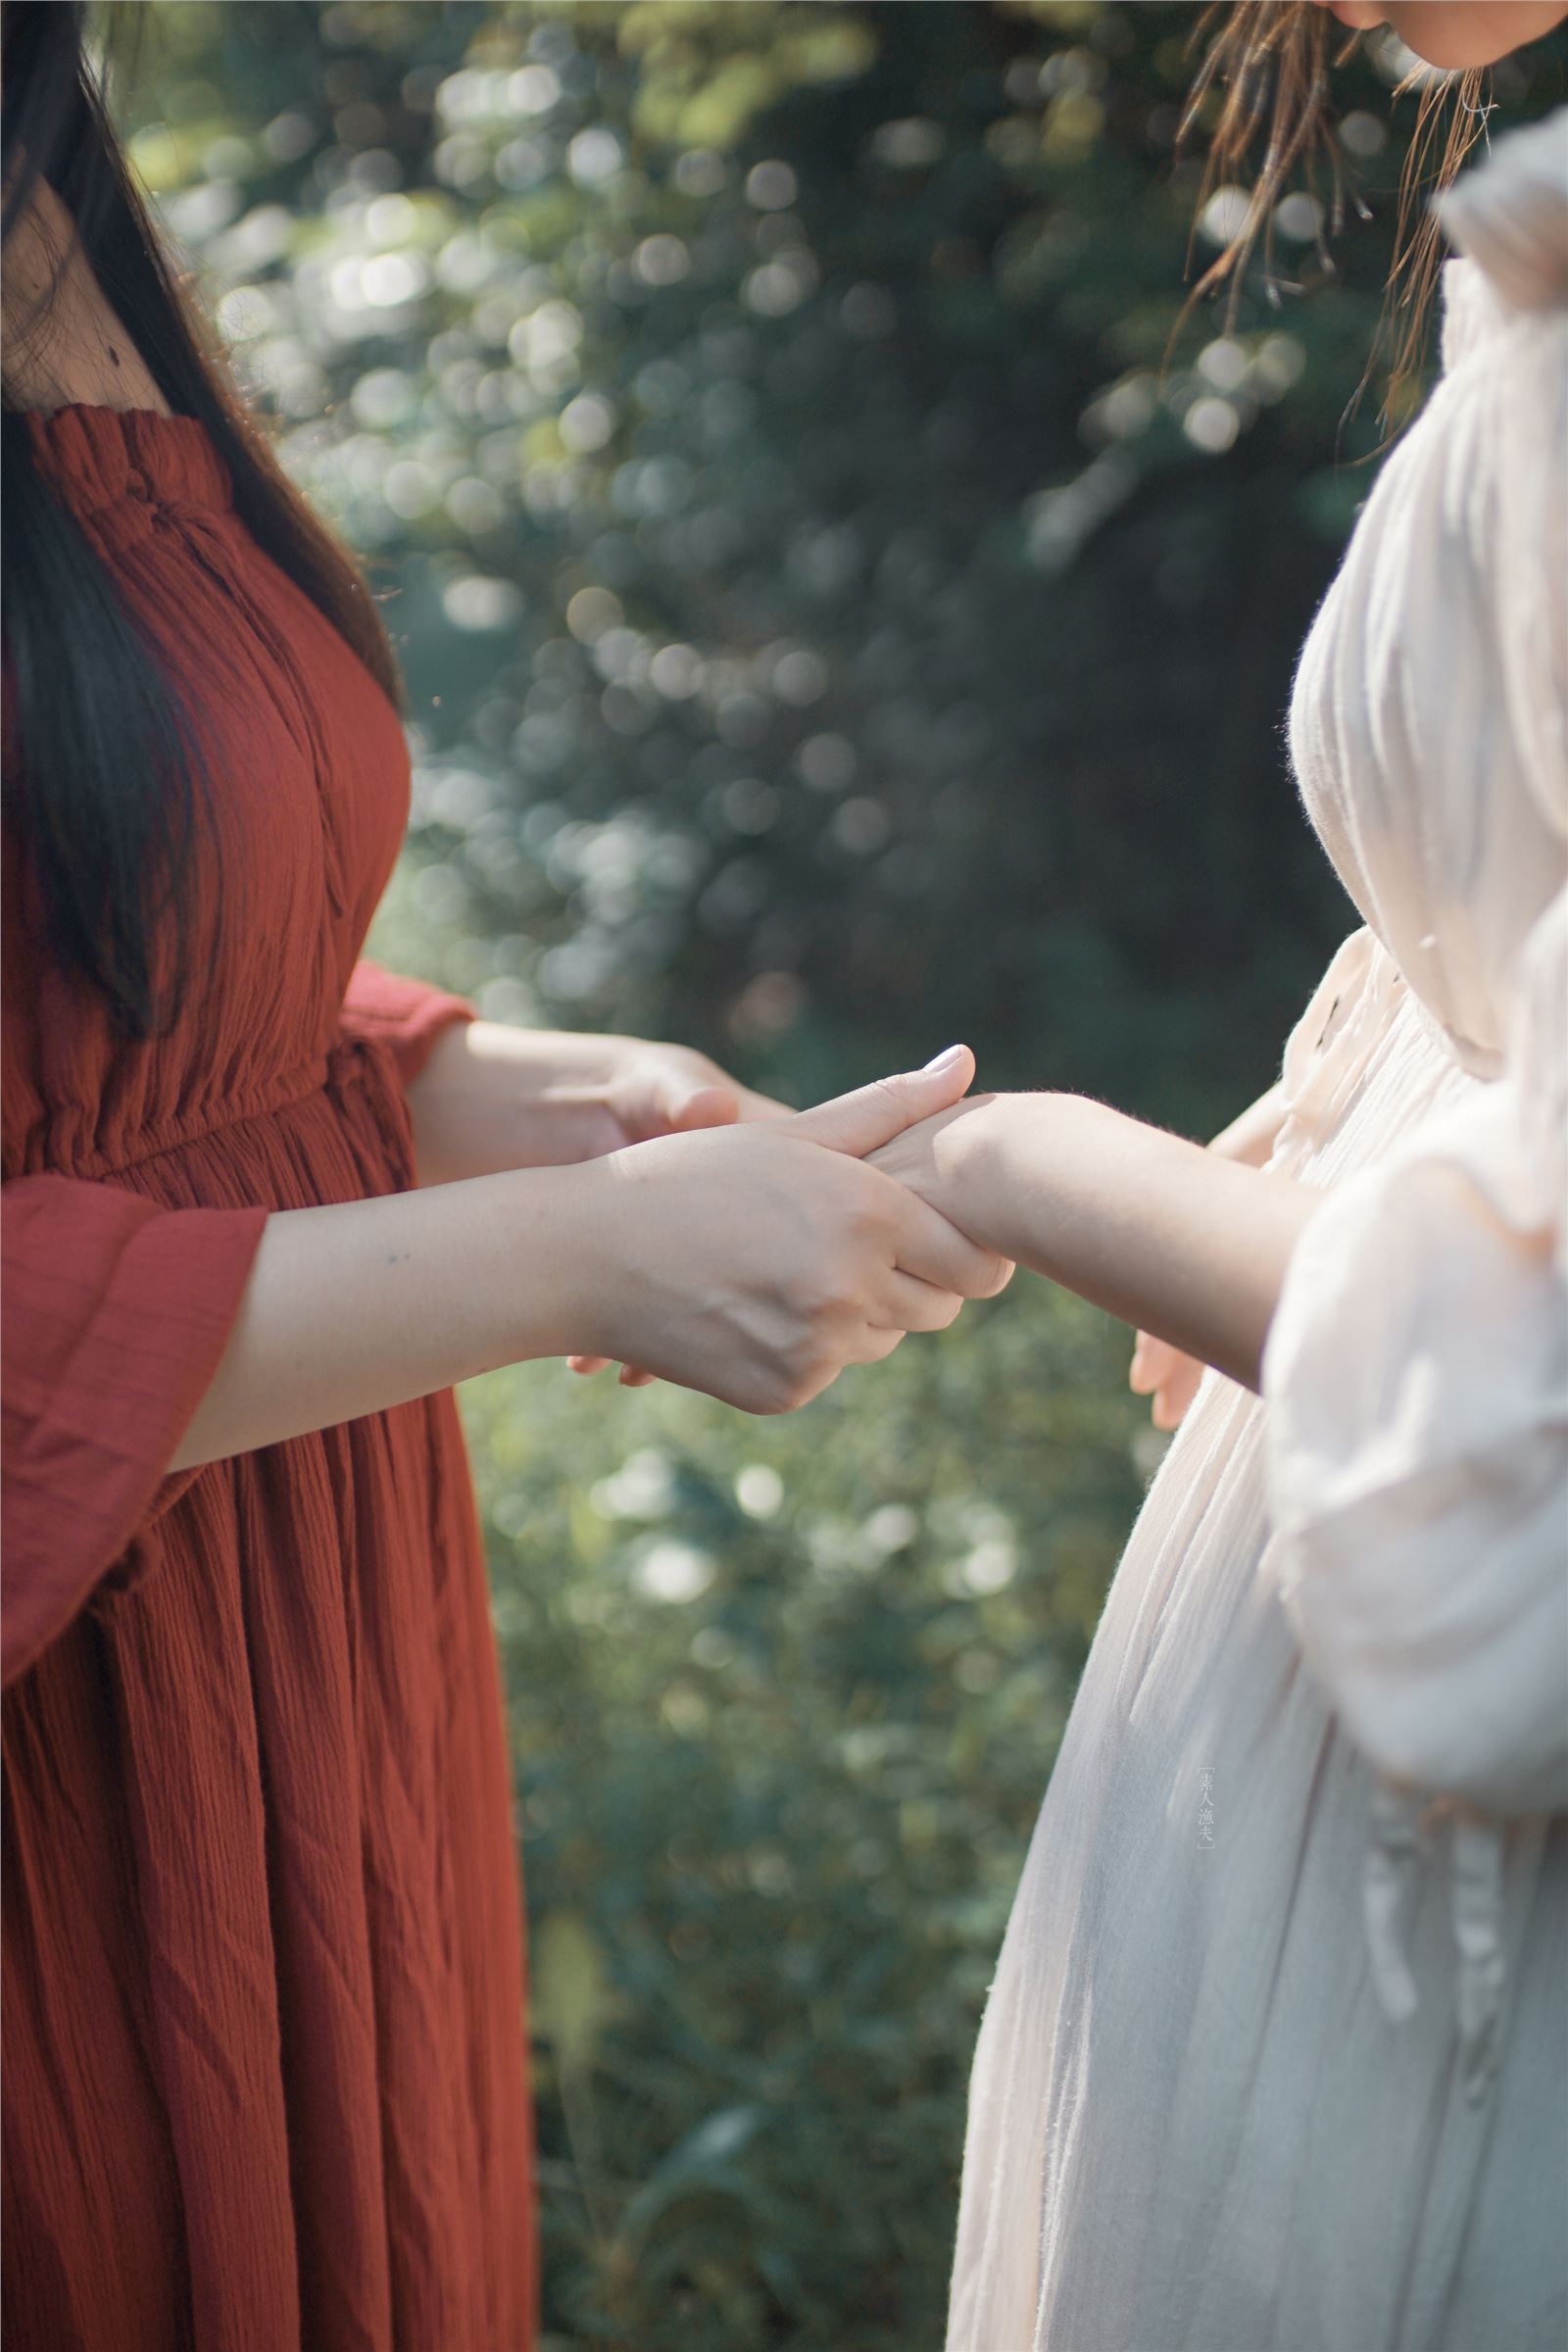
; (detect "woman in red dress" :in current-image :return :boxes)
[0,11,1007,2344]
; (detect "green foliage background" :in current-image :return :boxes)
[124,6,1566,2344]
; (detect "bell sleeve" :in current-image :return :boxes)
[1262,882,1568,1817]
[2,1175,268,1686]
[339,959,474,1088]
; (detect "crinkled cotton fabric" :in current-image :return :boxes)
[948,112,1568,2352]
[2,406,532,2349]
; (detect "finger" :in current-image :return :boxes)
[1129,1333,1180,1395]
[569,1352,658,1384]
[1152,1386,1186,1432]
[791,1045,974,1157]
[889,1192,1011,1299]
[612,1074,736,1145]
[663,1080,740,1135]
[845,1323,906,1367]
[875,1270,964,1336]
[1152,1356,1203,1431]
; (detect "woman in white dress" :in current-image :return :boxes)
[871,4,1568,2344]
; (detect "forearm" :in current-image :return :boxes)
[403,1024,625,1182]
[170,1165,589,1471]
[955,1093,1320,1392]
[401,1019,776,1185]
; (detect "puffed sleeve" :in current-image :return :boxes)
[1262,881,1568,1815]
[338,959,475,1087]
[2,1176,268,1685]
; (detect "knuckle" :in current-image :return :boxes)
[849,1209,889,1260]
[804,1251,862,1322]
[771,1363,821,1413]
[747,1356,801,1415]
[782,1330,830,1390]
[787,1269,836,1325]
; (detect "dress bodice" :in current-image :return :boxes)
[1287,110,1568,1082]
[2,398,529,2344]
[2,404,414,1182]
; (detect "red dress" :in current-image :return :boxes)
[1,407,534,2349]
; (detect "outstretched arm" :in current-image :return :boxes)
[1130,1080,1288,1424]
[868,1089,1318,1394]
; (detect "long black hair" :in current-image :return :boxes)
[1,1,401,1038]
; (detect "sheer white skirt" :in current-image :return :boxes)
[947,944,1568,2352]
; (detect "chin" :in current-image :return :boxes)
[1365,4,1568,71]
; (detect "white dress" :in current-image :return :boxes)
[948,114,1568,2352]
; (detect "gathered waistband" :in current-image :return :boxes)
[10,1033,403,1187]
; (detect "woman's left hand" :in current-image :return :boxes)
[403,1018,787,1188]
[1128,1333,1205,1431]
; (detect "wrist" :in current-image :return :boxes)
[477,1157,613,1362]
[406,1022,626,1182]
[511,1150,653,1363]
[956,1092,1126,1266]
[948,1093,1050,1261]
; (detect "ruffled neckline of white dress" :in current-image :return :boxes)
[1437,104,1568,356]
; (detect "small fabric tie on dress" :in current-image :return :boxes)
[1450,1813,1507,2104]
[1362,1781,1508,2105]
[1362,1778,1424,2023]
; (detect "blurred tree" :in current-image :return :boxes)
[128,1,1564,1130]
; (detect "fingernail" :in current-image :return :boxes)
[921,1044,966,1074]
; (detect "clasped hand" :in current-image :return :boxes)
[403,1017,788,1183]
[403,1021,1011,1413]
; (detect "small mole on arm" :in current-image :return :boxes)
[107,343,121,368]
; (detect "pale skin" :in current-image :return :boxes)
[1127,1083,1286,1428]
[5,177,1011,1468]
[1319,1,1568,69]
[867,1088,1315,1399]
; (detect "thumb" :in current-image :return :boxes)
[663,1080,740,1135]
[791,1044,973,1158]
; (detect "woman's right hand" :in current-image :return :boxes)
[565,1048,1013,1414]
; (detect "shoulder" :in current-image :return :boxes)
[1302,116,1568,848]
[1414,112,1568,626]
[1435,106,1568,321]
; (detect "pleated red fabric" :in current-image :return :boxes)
[1,406,534,2350]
